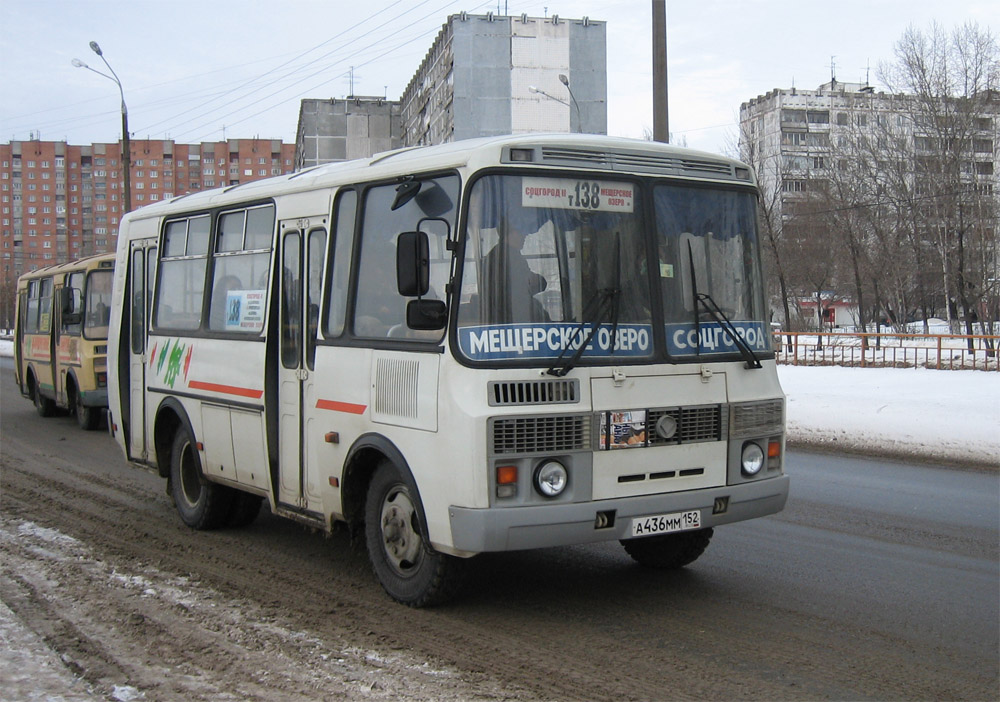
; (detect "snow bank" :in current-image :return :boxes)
[778,365,999,467]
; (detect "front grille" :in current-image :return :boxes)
[488,379,579,406]
[490,414,591,455]
[647,405,723,445]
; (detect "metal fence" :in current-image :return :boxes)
[773,331,1000,371]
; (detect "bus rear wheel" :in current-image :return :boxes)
[169,426,232,530]
[621,527,714,569]
[364,461,463,607]
[72,387,101,431]
[31,376,55,418]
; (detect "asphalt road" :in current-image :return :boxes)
[1,356,997,700]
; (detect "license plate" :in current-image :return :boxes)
[630,510,701,537]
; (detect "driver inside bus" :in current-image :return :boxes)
[480,216,549,325]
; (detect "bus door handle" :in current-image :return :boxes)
[295,368,309,381]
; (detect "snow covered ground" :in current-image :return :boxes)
[778,364,999,466]
[2,337,997,466]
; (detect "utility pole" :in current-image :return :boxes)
[652,0,669,142]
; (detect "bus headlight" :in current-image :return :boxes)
[741,442,765,476]
[534,461,568,497]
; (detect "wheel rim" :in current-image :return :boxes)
[379,485,424,578]
[177,439,203,508]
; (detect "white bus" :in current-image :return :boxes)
[107,134,788,606]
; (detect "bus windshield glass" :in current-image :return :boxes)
[654,184,771,358]
[456,174,769,364]
[457,174,652,364]
[84,269,113,340]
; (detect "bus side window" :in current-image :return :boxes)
[325,190,357,338]
[156,216,210,330]
[208,205,274,333]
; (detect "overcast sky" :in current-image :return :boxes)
[1,0,995,157]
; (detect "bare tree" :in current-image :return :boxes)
[878,21,1000,335]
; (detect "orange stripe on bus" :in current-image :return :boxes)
[316,399,367,415]
[188,380,263,399]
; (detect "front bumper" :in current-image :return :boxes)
[448,475,789,552]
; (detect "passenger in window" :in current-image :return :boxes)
[481,217,549,325]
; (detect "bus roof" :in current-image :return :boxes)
[120,133,755,226]
[16,252,116,284]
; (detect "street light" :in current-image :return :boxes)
[529,84,579,133]
[558,74,582,133]
[72,41,131,213]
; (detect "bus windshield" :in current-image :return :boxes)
[654,184,771,358]
[456,174,770,364]
[84,269,113,340]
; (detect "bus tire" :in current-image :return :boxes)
[364,461,462,607]
[72,387,101,431]
[31,375,55,418]
[226,491,263,528]
[621,527,714,569]
[169,426,233,530]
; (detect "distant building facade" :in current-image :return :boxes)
[739,80,999,219]
[402,12,607,146]
[295,97,402,170]
[1,137,294,323]
[294,12,608,167]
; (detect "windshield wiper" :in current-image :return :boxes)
[547,234,622,377]
[686,240,761,369]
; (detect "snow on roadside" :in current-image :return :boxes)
[778,364,1000,467]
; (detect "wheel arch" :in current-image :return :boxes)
[341,433,427,538]
[153,396,196,479]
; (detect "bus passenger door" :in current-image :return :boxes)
[277,226,326,513]
[127,239,156,461]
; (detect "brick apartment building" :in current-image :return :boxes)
[0,137,294,327]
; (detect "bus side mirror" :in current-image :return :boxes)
[407,299,447,330]
[396,231,429,297]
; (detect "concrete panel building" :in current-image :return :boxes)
[402,12,608,146]
[295,97,402,170]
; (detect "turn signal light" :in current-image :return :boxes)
[768,440,781,458]
[497,465,518,484]
[496,465,518,499]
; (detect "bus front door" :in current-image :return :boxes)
[127,240,156,461]
[277,226,327,514]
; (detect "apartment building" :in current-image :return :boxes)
[1,137,295,326]
[401,12,607,146]
[739,80,998,215]
[295,97,402,170]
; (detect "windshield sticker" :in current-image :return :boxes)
[521,177,634,213]
[665,321,769,355]
[459,323,652,361]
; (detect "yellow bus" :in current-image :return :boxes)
[14,253,115,429]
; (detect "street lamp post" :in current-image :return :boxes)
[72,41,131,213]
[558,74,582,133]
[528,84,580,134]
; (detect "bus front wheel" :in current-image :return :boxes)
[169,426,232,530]
[621,527,714,569]
[364,461,463,607]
